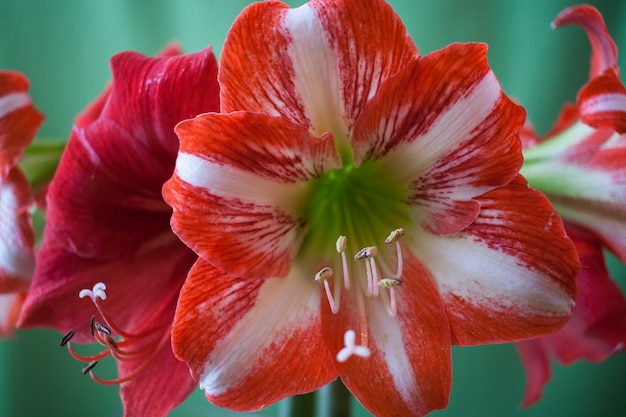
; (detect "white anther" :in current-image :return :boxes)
[316,268,338,314]
[79,282,107,301]
[378,278,402,288]
[336,236,350,290]
[354,246,377,261]
[336,329,370,363]
[336,236,347,253]
[315,267,334,282]
[385,228,405,244]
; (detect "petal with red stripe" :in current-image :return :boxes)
[219,0,417,138]
[164,111,341,279]
[411,176,579,345]
[353,43,524,235]
[172,258,336,411]
[322,251,451,417]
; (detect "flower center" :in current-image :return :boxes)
[60,282,166,385]
[299,161,411,318]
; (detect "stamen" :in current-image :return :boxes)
[384,228,405,244]
[315,267,338,314]
[379,278,401,317]
[67,282,166,386]
[355,246,379,296]
[81,360,98,375]
[354,246,377,260]
[60,330,75,347]
[336,236,350,290]
[385,228,405,279]
[378,278,402,288]
[336,329,371,363]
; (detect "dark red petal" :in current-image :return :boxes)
[516,339,552,407]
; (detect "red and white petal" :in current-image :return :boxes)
[0,168,35,292]
[164,111,341,279]
[172,258,336,411]
[410,176,579,345]
[353,43,524,235]
[220,0,417,138]
[578,72,626,133]
[552,5,618,79]
[322,251,451,417]
[0,71,44,175]
[0,291,26,337]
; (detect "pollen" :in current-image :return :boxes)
[378,277,402,288]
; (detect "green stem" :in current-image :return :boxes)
[317,379,352,417]
[279,391,317,417]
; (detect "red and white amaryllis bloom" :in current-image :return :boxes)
[17,45,220,417]
[0,71,43,336]
[517,5,626,406]
[164,1,580,416]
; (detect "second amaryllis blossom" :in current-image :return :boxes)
[518,5,626,406]
[163,1,580,416]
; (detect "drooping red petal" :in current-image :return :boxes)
[552,5,618,79]
[352,43,524,236]
[549,227,626,364]
[322,251,451,417]
[515,225,626,407]
[0,168,35,292]
[516,338,552,407]
[172,258,336,411]
[412,176,579,345]
[164,111,341,280]
[0,71,44,175]
[219,0,417,137]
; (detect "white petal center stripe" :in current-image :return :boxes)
[380,71,501,181]
[0,181,33,279]
[0,92,31,119]
[412,230,574,314]
[580,92,626,115]
[285,4,347,140]
[369,298,422,405]
[175,152,308,213]
[197,266,321,395]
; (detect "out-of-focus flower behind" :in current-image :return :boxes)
[518,4,626,407]
[16,44,220,417]
[0,71,43,336]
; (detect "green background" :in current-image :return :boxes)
[1,0,626,416]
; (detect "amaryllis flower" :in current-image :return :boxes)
[517,5,626,406]
[0,71,43,336]
[163,1,580,416]
[17,45,220,417]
